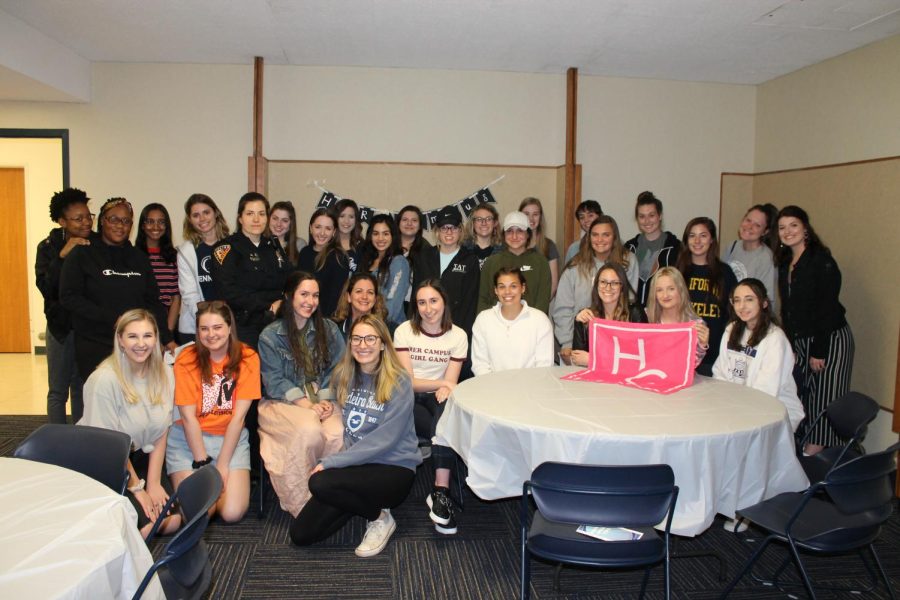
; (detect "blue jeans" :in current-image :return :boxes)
[46,328,84,424]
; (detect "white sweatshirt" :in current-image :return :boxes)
[471,301,554,376]
[712,323,805,431]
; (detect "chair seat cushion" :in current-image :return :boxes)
[800,447,861,484]
[738,493,888,551]
[527,513,665,567]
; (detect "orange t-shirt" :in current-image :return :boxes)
[174,344,261,436]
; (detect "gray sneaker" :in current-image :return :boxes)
[355,510,397,557]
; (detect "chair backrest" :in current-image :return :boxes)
[13,423,131,493]
[823,441,900,515]
[529,462,677,528]
[161,465,223,588]
[826,392,880,441]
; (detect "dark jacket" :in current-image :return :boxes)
[624,231,681,306]
[35,229,101,341]
[778,246,847,359]
[572,304,648,352]
[59,240,172,350]
[211,231,295,349]
[411,245,480,336]
[683,262,738,376]
[298,246,356,320]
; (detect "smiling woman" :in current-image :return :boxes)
[136,203,181,341]
[59,196,173,380]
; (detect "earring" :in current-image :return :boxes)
[803,230,809,240]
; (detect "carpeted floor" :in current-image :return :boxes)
[3,415,899,599]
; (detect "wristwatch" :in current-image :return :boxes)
[128,478,146,493]
[192,456,213,469]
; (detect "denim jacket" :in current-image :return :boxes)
[258,317,346,403]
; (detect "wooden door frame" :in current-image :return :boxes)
[0,129,70,188]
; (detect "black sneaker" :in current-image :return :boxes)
[426,487,453,526]
[435,513,458,535]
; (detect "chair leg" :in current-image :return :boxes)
[520,547,531,600]
[256,464,266,518]
[718,535,774,598]
[870,544,897,600]
[786,539,816,600]
[552,563,563,592]
[639,566,651,599]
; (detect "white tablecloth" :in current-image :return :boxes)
[0,457,164,599]
[436,366,809,536]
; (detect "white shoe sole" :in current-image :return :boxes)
[724,518,749,533]
[354,519,397,557]
[425,494,452,526]
[435,522,458,535]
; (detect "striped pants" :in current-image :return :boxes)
[792,324,855,447]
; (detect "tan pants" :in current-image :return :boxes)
[258,400,344,516]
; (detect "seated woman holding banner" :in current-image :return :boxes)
[645,267,710,368]
[569,263,647,367]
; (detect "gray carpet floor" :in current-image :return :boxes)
[3,415,898,599]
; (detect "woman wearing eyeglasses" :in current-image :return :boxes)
[289,315,421,557]
[462,202,503,271]
[554,216,639,365]
[569,263,648,367]
[168,300,261,523]
[61,197,174,380]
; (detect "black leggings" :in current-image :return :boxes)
[289,463,415,546]
[414,392,455,471]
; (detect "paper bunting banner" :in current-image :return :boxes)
[315,182,500,231]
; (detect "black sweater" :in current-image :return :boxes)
[778,246,847,359]
[411,245,480,336]
[298,246,356,320]
[59,240,172,349]
[682,262,738,376]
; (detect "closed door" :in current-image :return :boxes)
[0,168,31,352]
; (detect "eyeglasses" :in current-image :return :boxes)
[64,213,95,224]
[350,334,380,346]
[472,216,494,224]
[197,300,228,311]
[143,218,167,227]
[598,279,622,289]
[104,215,133,226]
[439,225,459,233]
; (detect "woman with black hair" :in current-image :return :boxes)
[60,197,173,379]
[269,201,307,266]
[258,272,346,516]
[211,192,294,349]
[777,205,854,455]
[136,203,180,341]
[676,217,738,376]
[397,204,433,315]
[357,214,410,326]
[298,208,356,318]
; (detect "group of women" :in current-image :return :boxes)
[37,185,853,556]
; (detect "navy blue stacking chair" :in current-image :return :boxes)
[14,423,130,494]
[521,462,678,599]
[133,464,223,600]
[720,441,899,599]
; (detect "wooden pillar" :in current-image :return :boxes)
[248,56,268,194]
[564,67,578,248]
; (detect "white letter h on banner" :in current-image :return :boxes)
[611,336,646,374]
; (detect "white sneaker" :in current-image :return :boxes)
[355,510,397,557]
[724,517,749,533]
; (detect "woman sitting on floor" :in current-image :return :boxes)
[289,315,421,557]
[80,309,181,538]
[258,272,346,516]
[394,280,468,535]
[167,300,260,523]
[713,277,804,431]
[569,263,648,367]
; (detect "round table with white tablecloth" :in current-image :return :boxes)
[435,366,809,536]
[0,457,164,599]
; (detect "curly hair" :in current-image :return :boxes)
[49,188,90,221]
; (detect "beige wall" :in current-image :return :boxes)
[755,35,900,172]
[0,137,63,349]
[578,75,757,242]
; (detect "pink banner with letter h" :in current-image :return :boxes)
[562,319,697,394]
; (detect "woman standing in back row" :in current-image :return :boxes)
[777,206,853,455]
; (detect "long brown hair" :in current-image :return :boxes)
[308,208,346,271]
[727,278,777,350]
[331,272,388,322]
[182,193,229,246]
[775,205,828,266]
[676,217,727,303]
[194,300,244,384]
[410,279,453,335]
[331,315,408,406]
[589,264,635,322]
[334,198,363,249]
[567,216,631,280]
[270,201,300,265]
[519,197,550,257]
[281,271,332,374]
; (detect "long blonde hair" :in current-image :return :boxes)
[331,314,408,406]
[463,202,502,247]
[645,267,699,323]
[519,197,550,257]
[102,309,171,406]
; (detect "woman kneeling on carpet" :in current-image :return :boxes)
[167,300,261,523]
[80,309,181,538]
[289,314,421,556]
[258,271,346,516]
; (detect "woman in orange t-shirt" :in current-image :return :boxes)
[167,300,261,523]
